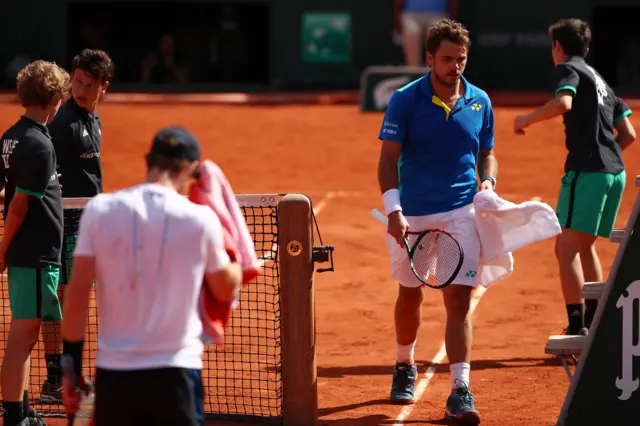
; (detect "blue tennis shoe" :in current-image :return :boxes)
[390,362,417,404]
[445,380,481,424]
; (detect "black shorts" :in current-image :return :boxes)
[94,367,198,426]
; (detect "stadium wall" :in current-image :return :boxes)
[0,0,638,92]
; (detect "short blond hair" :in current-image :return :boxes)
[16,60,70,108]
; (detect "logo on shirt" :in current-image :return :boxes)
[82,128,89,137]
[586,65,607,106]
[471,104,483,111]
[382,121,399,135]
[80,152,100,159]
[1,139,18,169]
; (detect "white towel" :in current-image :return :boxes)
[473,191,562,287]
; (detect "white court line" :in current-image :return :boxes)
[313,191,361,215]
[393,285,487,425]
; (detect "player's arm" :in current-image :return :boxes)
[515,64,578,131]
[62,199,99,377]
[203,212,242,304]
[478,100,498,190]
[61,256,94,344]
[0,148,53,269]
[377,91,407,205]
[377,91,411,245]
[0,167,5,203]
[378,140,402,197]
[613,97,635,150]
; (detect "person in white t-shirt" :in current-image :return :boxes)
[59,126,242,425]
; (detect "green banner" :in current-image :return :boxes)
[301,12,352,63]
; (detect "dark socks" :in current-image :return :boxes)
[585,299,598,329]
[45,353,62,384]
[22,390,29,418]
[3,400,24,425]
[566,304,585,334]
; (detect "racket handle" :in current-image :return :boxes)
[370,208,389,226]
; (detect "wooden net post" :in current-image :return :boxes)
[278,194,318,426]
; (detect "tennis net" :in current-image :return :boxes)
[0,194,284,423]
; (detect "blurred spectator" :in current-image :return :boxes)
[617,37,640,92]
[209,6,250,82]
[393,0,458,67]
[140,34,190,84]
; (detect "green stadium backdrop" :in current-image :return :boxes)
[0,0,638,92]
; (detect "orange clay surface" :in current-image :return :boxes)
[0,100,638,426]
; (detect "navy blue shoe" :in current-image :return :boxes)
[390,362,417,404]
[445,380,481,424]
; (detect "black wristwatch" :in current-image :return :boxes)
[481,176,497,189]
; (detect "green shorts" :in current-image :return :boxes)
[7,265,62,320]
[556,170,626,238]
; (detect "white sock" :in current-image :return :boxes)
[396,340,417,364]
[450,362,470,389]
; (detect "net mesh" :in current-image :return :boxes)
[0,195,283,424]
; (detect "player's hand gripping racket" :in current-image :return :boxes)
[61,355,94,426]
[371,208,464,289]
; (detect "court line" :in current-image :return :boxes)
[313,191,361,215]
[392,285,487,425]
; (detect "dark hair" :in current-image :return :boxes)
[548,19,591,57]
[426,19,471,55]
[145,152,195,177]
[72,49,115,83]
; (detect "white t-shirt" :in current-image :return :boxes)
[74,183,230,371]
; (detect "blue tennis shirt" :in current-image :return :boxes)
[378,73,495,216]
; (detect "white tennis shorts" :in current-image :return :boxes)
[384,204,480,288]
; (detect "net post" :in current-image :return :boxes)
[278,193,318,426]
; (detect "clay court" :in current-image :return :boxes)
[0,94,638,425]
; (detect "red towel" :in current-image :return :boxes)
[188,160,260,344]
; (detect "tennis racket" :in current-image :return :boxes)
[371,208,464,289]
[61,355,94,426]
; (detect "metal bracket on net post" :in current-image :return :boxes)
[310,204,335,273]
[313,245,334,273]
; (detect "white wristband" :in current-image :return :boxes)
[382,188,402,215]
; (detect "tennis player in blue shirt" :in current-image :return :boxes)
[377,20,497,425]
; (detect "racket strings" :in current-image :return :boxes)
[410,232,462,286]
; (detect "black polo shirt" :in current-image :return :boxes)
[0,116,63,267]
[553,56,632,174]
[48,98,103,197]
